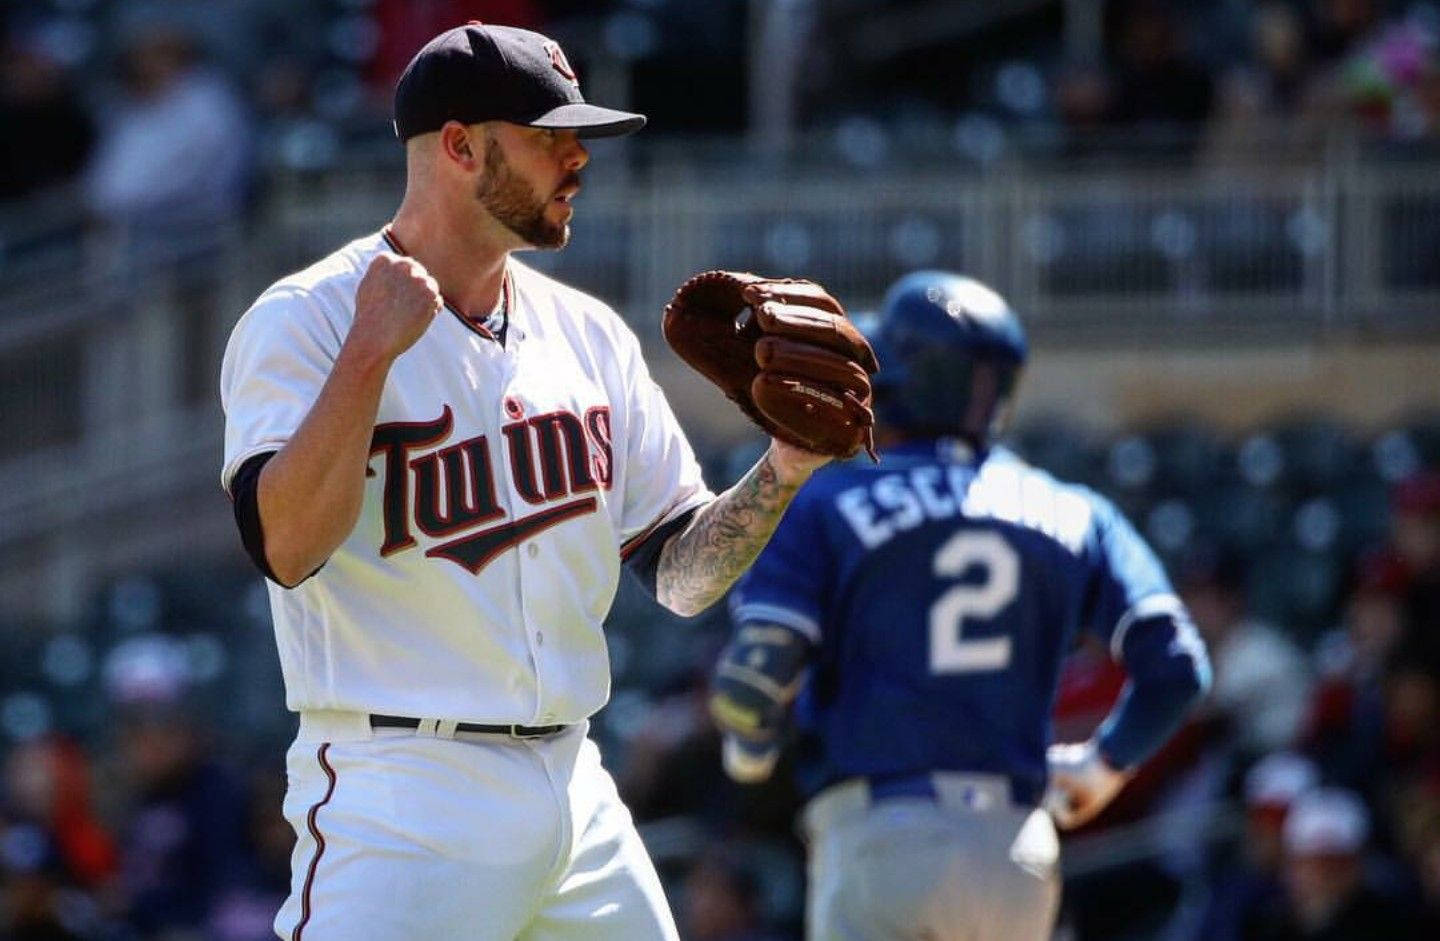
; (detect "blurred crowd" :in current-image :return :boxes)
[4,0,1440,213]
[1,0,1437,317]
[3,1,1440,940]
[1050,470,1440,939]
[1,416,1439,939]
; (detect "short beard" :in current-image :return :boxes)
[476,132,569,250]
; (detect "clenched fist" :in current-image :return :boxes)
[349,252,444,362]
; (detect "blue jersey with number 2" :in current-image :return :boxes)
[730,441,1183,801]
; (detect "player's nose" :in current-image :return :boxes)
[560,132,588,172]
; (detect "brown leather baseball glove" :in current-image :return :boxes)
[662,271,879,460]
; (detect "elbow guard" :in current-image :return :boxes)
[709,622,812,745]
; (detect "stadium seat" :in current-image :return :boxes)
[1147,421,1230,497]
[1196,482,1290,555]
[1267,417,1358,496]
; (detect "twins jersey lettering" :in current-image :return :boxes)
[221,231,712,725]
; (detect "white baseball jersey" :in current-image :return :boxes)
[220,230,713,725]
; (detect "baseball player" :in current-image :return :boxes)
[219,24,857,941]
[710,271,1213,940]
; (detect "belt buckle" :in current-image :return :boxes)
[510,724,542,739]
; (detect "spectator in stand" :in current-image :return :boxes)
[3,736,118,893]
[1,736,118,939]
[368,0,545,91]
[113,702,252,938]
[205,764,295,941]
[1250,787,1419,939]
[1292,0,1440,140]
[1197,751,1320,939]
[1179,545,1312,758]
[1108,0,1215,141]
[615,660,802,844]
[1307,0,1383,64]
[1204,2,1333,167]
[1392,472,1440,677]
[1316,6,1440,138]
[83,23,250,266]
[1417,821,1440,934]
[1305,475,1440,861]
[612,664,804,930]
[1379,658,1440,820]
[1250,3,1317,116]
[0,845,89,941]
[1052,60,1119,160]
[0,27,95,202]
[1306,550,1407,788]
[679,849,786,941]
[616,671,733,828]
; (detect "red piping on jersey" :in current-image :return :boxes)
[621,499,692,560]
[380,226,511,342]
[292,743,337,941]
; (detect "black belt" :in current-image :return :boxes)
[369,714,568,739]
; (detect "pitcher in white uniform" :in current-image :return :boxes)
[219,23,832,941]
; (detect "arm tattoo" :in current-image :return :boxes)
[656,450,801,616]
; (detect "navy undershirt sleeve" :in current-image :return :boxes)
[229,451,323,588]
[623,507,701,599]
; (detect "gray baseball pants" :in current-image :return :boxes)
[801,773,1061,941]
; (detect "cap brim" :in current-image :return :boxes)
[529,103,646,138]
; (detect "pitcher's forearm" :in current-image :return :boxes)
[655,447,807,616]
[258,342,394,585]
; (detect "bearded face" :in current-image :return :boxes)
[475,132,575,250]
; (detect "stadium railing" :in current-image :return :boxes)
[0,145,1437,618]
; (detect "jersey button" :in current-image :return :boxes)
[535,631,544,646]
[528,543,539,558]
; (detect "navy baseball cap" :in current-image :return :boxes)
[394,23,646,141]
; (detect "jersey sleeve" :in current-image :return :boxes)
[728,486,829,643]
[1081,494,1186,659]
[613,325,714,557]
[219,287,340,493]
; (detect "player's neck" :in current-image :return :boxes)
[387,201,509,320]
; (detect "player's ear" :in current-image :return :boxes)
[438,121,481,172]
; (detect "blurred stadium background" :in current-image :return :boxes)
[2,0,1439,938]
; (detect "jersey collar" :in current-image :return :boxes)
[379,226,511,344]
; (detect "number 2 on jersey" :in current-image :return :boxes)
[929,530,1020,674]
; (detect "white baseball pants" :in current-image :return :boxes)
[801,773,1061,941]
[273,711,679,940]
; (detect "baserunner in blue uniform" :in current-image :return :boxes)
[709,271,1212,941]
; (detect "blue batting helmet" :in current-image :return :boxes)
[870,271,1027,447]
